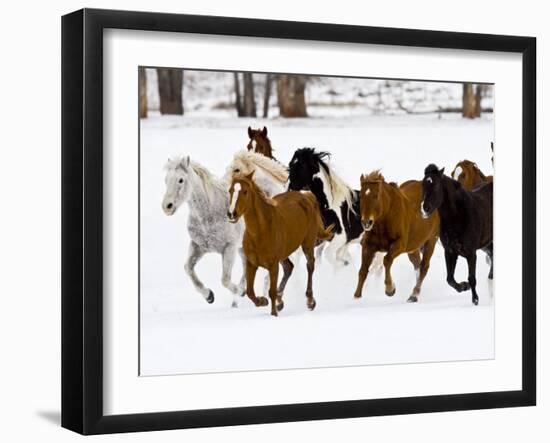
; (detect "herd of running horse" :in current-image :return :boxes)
[162,126,494,317]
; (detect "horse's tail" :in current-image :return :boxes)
[318,223,335,241]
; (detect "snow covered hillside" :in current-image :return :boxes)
[140,112,495,376]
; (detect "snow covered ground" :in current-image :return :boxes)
[139,112,495,376]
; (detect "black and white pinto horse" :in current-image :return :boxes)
[288,148,382,270]
[421,164,493,306]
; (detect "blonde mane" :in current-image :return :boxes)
[232,151,288,184]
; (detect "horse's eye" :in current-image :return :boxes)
[234,168,240,173]
[178,178,183,184]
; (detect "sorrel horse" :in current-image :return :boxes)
[288,148,383,270]
[227,172,333,316]
[354,171,440,302]
[451,159,493,191]
[247,126,275,159]
[421,164,493,305]
[162,156,245,307]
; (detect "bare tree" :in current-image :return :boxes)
[242,73,257,117]
[277,74,307,117]
[263,74,273,118]
[234,73,244,117]
[156,68,183,115]
[139,67,147,118]
[474,84,483,117]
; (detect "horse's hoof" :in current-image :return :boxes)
[231,301,238,308]
[206,290,215,304]
[458,282,470,292]
[257,296,269,307]
[307,298,317,311]
[343,260,349,266]
[240,290,246,298]
[277,301,284,312]
[353,292,362,299]
[385,286,396,297]
[472,296,479,306]
[270,310,278,317]
[407,295,418,303]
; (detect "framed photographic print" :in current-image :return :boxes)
[62,8,536,435]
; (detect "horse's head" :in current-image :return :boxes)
[288,147,329,191]
[227,172,255,223]
[162,156,193,216]
[451,160,483,190]
[226,152,253,180]
[421,164,445,219]
[247,126,271,156]
[359,171,385,231]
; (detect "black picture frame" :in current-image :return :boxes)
[62,8,536,435]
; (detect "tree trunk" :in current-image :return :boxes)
[277,74,307,117]
[138,67,147,118]
[156,68,183,115]
[462,83,476,119]
[263,74,273,118]
[474,84,483,117]
[242,73,257,117]
[234,73,244,117]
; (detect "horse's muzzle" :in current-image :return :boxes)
[362,219,374,231]
[227,211,238,223]
[420,201,432,219]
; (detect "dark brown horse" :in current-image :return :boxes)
[228,172,333,316]
[354,171,440,302]
[451,160,493,191]
[247,126,275,159]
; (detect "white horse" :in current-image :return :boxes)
[162,156,245,307]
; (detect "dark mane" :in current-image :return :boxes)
[424,163,440,176]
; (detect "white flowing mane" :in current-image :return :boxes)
[166,156,227,196]
[232,151,288,184]
[318,161,355,212]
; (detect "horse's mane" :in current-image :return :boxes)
[233,151,288,184]
[308,148,355,211]
[363,169,385,182]
[459,160,488,181]
[166,156,227,196]
[237,175,277,207]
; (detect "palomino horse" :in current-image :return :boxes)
[227,172,333,316]
[451,159,493,191]
[288,148,383,271]
[354,171,440,302]
[421,164,493,305]
[226,150,288,197]
[162,156,245,307]
[246,126,275,159]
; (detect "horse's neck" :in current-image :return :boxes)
[187,176,224,215]
[439,178,465,220]
[379,183,399,221]
[243,191,274,238]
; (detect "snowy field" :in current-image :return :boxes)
[140,112,495,376]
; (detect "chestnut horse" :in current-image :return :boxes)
[228,172,333,316]
[451,160,493,191]
[354,171,440,302]
[247,126,275,159]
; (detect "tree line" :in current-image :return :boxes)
[139,67,489,120]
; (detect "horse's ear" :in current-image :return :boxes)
[248,126,253,138]
[180,156,190,170]
[439,167,445,176]
[245,170,255,181]
[262,126,268,137]
[360,174,366,185]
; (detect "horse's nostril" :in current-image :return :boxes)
[167,203,173,210]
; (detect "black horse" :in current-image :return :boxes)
[288,148,363,266]
[421,164,493,305]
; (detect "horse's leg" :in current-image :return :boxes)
[383,242,404,296]
[245,260,268,307]
[276,258,294,308]
[483,242,493,280]
[184,241,213,303]
[408,236,437,303]
[324,233,346,267]
[220,243,240,308]
[466,253,479,306]
[353,244,376,299]
[302,245,317,311]
[315,241,326,263]
[444,249,470,292]
[237,247,247,296]
[268,264,281,316]
[335,242,351,266]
